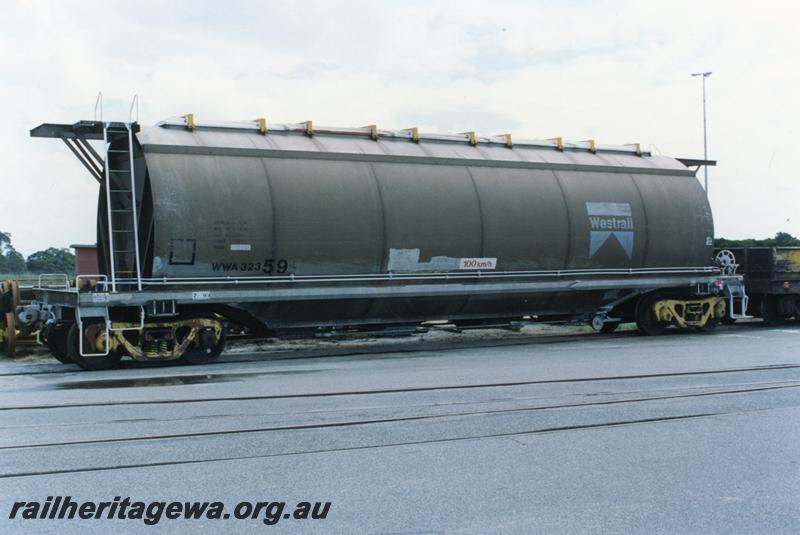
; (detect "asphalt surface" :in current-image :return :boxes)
[1,323,800,534]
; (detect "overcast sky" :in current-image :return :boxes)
[1,0,797,256]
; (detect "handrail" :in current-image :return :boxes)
[37,273,70,290]
[126,122,143,291]
[148,266,718,281]
[129,95,139,123]
[94,92,103,122]
[102,266,725,289]
[33,267,730,294]
[102,123,117,292]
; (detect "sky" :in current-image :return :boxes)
[1,0,798,256]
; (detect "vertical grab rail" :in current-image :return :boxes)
[94,92,103,122]
[76,307,111,357]
[102,124,117,292]
[126,122,143,291]
[129,94,139,123]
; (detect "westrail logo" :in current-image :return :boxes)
[586,202,634,259]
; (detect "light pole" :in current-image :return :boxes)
[691,71,712,194]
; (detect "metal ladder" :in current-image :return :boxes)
[102,122,143,292]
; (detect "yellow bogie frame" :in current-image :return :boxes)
[105,317,223,360]
[653,296,726,329]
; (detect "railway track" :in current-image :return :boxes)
[3,366,800,477]
[0,413,737,479]
[3,400,798,479]
[1,363,798,411]
[1,330,799,496]
[4,380,800,451]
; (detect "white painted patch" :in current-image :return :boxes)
[386,249,498,272]
[91,293,109,303]
[388,248,459,272]
[192,291,212,300]
[706,236,713,246]
[230,244,251,251]
[459,258,497,270]
[586,202,632,217]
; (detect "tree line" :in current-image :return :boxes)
[715,232,800,248]
[0,231,75,275]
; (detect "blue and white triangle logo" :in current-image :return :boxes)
[586,202,634,259]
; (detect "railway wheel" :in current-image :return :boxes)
[600,321,620,333]
[635,294,669,336]
[9,280,20,309]
[760,295,788,326]
[698,316,720,332]
[181,318,227,365]
[67,323,123,371]
[3,312,16,358]
[0,281,9,315]
[45,324,72,364]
